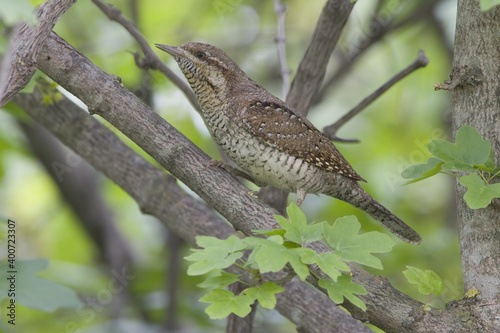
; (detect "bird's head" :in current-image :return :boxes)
[155,42,243,94]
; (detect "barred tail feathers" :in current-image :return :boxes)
[325,180,422,245]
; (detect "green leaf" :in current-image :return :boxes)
[252,228,286,237]
[244,282,284,309]
[480,0,500,11]
[248,237,310,281]
[323,216,395,269]
[30,0,48,6]
[300,249,349,281]
[273,202,325,244]
[459,173,500,209]
[477,149,498,173]
[403,266,443,296]
[319,275,367,311]
[401,158,444,184]
[185,236,246,275]
[199,289,254,319]
[0,259,82,312]
[428,126,491,171]
[197,272,240,289]
[196,235,247,253]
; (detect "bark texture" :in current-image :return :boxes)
[0,0,76,106]
[286,0,355,116]
[451,0,500,330]
[16,89,371,333]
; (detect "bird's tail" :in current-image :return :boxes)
[325,181,422,245]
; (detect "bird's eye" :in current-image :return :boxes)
[195,51,206,58]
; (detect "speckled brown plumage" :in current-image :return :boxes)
[156,42,421,244]
[242,100,365,181]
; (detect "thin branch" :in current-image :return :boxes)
[90,0,201,112]
[15,89,370,333]
[316,0,440,105]
[273,0,290,99]
[17,119,141,318]
[323,49,429,142]
[286,0,355,115]
[0,0,76,107]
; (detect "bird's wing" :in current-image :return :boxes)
[239,100,365,182]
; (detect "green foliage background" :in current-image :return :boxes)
[0,0,461,332]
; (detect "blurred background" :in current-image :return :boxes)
[0,0,460,332]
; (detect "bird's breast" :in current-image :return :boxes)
[203,110,324,194]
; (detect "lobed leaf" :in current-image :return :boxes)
[318,275,367,311]
[323,216,394,270]
[244,282,284,309]
[403,266,443,295]
[459,173,500,209]
[251,238,310,281]
[185,235,246,275]
[300,249,349,281]
[197,272,240,289]
[428,126,491,171]
[401,157,444,184]
[274,202,325,244]
[199,289,254,319]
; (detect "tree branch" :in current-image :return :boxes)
[32,31,437,332]
[273,0,291,99]
[316,0,440,105]
[17,120,135,271]
[90,0,201,112]
[286,0,355,115]
[14,88,370,333]
[16,119,138,317]
[323,49,429,142]
[0,0,77,107]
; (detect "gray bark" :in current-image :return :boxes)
[451,0,500,330]
[16,89,371,333]
[0,0,76,106]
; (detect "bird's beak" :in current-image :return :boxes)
[155,44,184,58]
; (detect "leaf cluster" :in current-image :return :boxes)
[402,126,500,209]
[185,203,395,319]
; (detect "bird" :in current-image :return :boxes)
[155,42,422,245]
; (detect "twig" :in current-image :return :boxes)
[285,0,355,115]
[273,0,290,99]
[0,0,77,107]
[90,0,201,112]
[323,49,429,142]
[316,0,440,106]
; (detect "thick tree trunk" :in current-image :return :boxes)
[451,0,500,329]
